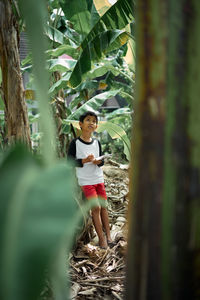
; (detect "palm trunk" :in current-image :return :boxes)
[0,0,31,147]
[126,0,200,299]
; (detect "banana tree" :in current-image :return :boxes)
[51,0,134,149]
[22,0,135,153]
[47,0,135,90]
[0,0,31,147]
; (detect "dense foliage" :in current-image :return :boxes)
[0,1,135,299]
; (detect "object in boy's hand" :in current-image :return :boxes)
[95,154,112,161]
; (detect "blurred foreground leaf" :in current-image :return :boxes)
[0,144,78,300]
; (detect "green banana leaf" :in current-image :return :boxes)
[21,59,76,75]
[69,94,84,111]
[68,29,130,88]
[21,52,33,67]
[106,107,132,119]
[84,63,120,79]
[59,0,99,37]
[66,89,121,120]
[46,44,80,60]
[45,25,69,44]
[47,58,77,72]
[97,120,131,161]
[81,0,135,49]
[45,24,80,46]
[49,72,71,95]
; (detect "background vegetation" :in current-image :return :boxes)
[0,0,134,299]
[1,0,200,299]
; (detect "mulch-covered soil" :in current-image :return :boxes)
[69,160,129,300]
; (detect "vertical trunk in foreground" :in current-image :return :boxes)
[126,0,167,299]
[126,0,200,299]
[0,0,31,147]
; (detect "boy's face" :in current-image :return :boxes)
[79,115,97,133]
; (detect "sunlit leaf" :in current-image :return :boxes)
[24,89,35,100]
[81,0,135,49]
[62,119,79,130]
[98,82,108,90]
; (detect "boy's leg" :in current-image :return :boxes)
[81,185,107,248]
[91,206,107,248]
[100,207,112,242]
[96,183,112,243]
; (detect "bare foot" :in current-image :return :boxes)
[99,237,108,249]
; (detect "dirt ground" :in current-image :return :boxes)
[69,159,129,300]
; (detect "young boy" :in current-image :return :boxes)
[67,111,112,248]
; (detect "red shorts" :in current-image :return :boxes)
[81,183,107,201]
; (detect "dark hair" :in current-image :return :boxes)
[79,111,98,123]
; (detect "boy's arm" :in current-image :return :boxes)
[96,140,104,167]
[67,139,83,167]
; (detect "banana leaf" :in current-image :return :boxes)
[97,120,131,161]
[68,29,130,88]
[46,44,80,60]
[66,89,121,120]
[81,0,135,49]
[106,107,132,119]
[85,63,120,79]
[59,0,100,37]
[45,24,80,46]
[47,58,77,72]
[49,72,71,95]
[45,25,68,44]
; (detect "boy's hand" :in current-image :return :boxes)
[82,154,94,164]
[92,159,102,165]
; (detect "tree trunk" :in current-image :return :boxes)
[53,71,68,157]
[0,0,31,147]
[126,0,200,299]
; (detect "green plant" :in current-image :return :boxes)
[0,1,81,299]
[21,0,135,153]
[0,1,113,299]
[0,144,78,300]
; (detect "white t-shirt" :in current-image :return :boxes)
[67,137,104,186]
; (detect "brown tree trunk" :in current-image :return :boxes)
[126,0,167,299]
[0,0,31,147]
[126,0,200,299]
